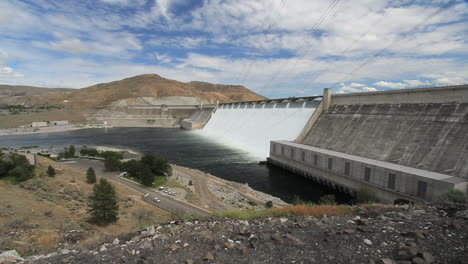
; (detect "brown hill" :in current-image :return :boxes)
[62,74,266,108]
[0,85,73,105]
[0,74,266,127]
[0,74,266,107]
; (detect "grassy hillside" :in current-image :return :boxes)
[0,156,172,255]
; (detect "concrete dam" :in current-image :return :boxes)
[89,96,215,127]
[89,86,468,203]
[269,85,468,203]
[200,98,321,158]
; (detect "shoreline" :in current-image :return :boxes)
[0,124,106,136]
[4,143,287,209]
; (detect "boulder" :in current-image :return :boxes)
[0,250,24,263]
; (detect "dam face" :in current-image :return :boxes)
[201,100,321,159]
[301,103,468,178]
[268,85,468,203]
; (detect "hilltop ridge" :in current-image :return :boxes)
[0,74,266,127]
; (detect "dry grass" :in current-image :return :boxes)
[0,156,172,255]
[36,231,61,252]
[216,204,354,220]
[281,204,353,217]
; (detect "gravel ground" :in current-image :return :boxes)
[22,204,468,264]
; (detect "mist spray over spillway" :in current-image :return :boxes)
[199,100,320,160]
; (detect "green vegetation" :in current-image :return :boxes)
[0,104,63,115]
[265,200,273,208]
[439,189,467,203]
[215,209,291,220]
[355,186,379,204]
[46,165,56,177]
[20,145,39,149]
[99,151,124,160]
[104,156,121,171]
[58,145,77,159]
[0,152,35,183]
[86,167,97,184]
[88,178,119,226]
[319,194,336,205]
[120,153,171,187]
[291,194,305,205]
[79,147,99,157]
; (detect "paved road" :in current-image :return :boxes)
[60,159,211,217]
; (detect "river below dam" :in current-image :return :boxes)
[0,127,349,203]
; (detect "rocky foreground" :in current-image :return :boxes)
[5,204,467,264]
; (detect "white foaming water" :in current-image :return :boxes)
[197,100,320,160]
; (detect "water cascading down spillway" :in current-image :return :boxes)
[201,100,321,160]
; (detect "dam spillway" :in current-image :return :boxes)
[200,100,321,159]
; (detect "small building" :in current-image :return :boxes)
[31,121,48,128]
[50,120,69,126]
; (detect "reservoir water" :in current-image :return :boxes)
[0,127,348,203]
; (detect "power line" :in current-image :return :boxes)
[235,0,287,84]
[307,0,404,85]
[330,0,457,88]
[256,0,344,95]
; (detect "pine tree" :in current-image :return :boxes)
[86,167,96,184]
[47,165,56,177]
[140,166,155,187]
[68,145,76,157]
[88,178,119,226]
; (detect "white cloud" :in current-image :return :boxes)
[50,38,89,54]
[0,0,466,97]
[403,79,432,87]
[0,65,24,79]
[336,83,378,94]
[373,81,407,89]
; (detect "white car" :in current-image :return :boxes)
[158,187,165,191]
[154,197,161,203]
[143,193,149,198]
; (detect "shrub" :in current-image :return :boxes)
[439,189,467,203]
[47,165,56,177]
[140,166,155,187]
[8,166,33,182]
[265,200,273,208]
[80,147,99,157]
[215,209,290,220]
[291,194,305,205]
[86,167,97,184]
[319,194,336,205]
[1,154,34,182]
[99,151,123,160]
[104,156,121,171]
[355,186,379,204]
[141,153,170,175]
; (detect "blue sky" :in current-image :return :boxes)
[0,0,467,98]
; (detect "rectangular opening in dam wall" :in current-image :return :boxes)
[268,140,467,203]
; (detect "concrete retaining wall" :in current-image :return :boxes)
[104,118,179,127]
[91,107,200,127]
[270,141,466,203]
[181,108,215,130]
